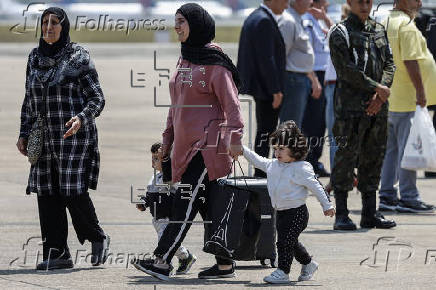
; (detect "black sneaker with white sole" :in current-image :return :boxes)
[91,234,110,266]
[133,259,173,281]
[198,262,236,279]
[36,258,74,271]
[396,200,435,213]
[378,199,399,212]
[176,252,197,275]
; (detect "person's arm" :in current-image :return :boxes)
[399,26,427,107]
[294,163,333,211]
[242,145,271,173]
[308,7,333,29]
[304,21,322,99]
[76,65,105,126]
[19,58,32,139]
[162,107,174,157]
[253,18,283,97]
[211,67,244,157]
[279,16,295,59]
[329,27,380,92]
[307,71,322,99]
[380,37,396,90]
[64,64,105,139]
[366,33,396,115]
[17,57,32,156]
[404,60,426,107]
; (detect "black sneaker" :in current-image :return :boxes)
[176,252,197,275]
[396,200,435,213]
[378,199,399,212]
[198,262,236,279]
[91,234,110,266]
[133,259,173,281]
[36,258,74,271]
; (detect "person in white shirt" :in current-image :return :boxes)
[236,121,335,284]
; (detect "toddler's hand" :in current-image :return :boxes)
[324,208,335,217]
[136,204,146,211]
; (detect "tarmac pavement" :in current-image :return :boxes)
[1,43,435,289]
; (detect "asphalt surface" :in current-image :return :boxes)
[1,43,435,289]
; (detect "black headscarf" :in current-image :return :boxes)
[176,3,241,91]
[38,7,70,57]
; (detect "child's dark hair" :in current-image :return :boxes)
[150,142,162,154]
[269,121,308,161]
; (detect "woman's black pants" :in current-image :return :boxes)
[37,162,105,260]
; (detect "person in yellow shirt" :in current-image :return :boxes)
[379,0,436,213]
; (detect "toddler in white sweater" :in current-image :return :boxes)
[238,121,335,284]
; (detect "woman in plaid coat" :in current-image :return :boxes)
[16,7,110,270]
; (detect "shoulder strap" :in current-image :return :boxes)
[327,23,350,47]
[328,23,360,66]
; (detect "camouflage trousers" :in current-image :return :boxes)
[331,115,388,193]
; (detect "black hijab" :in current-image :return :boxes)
[38,7,70,57]
[176,3,241,91]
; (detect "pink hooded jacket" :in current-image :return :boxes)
[163,45,244,183]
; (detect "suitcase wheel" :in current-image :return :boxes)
[270,258,277,268]
[260,259,277,268]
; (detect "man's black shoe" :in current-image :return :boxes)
[396,200,435,213]
[333,216,357,230]
[198,262,236,279]
[360,213,396,229]
[132,259,173,281]
[36,258,74,270]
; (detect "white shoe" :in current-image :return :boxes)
[298,260,319,281]
[263,269,290,284]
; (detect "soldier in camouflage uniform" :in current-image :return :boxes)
[328,0,397,230]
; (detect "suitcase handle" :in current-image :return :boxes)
[227,160,250,190]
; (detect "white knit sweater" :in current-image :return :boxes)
[242,146,333,211]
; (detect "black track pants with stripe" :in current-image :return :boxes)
[154,152,233,265]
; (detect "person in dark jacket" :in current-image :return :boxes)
[237,0,288,177]
[136,142,197,275]
[16,7,109,270]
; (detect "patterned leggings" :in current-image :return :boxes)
[276,205,311,274]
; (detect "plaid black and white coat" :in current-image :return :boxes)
[19,43,105,196]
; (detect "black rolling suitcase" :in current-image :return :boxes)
[204,171,277,267]
[232,177,277,267]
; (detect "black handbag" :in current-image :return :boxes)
[27,115,45,165]
[27,83,48,165]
